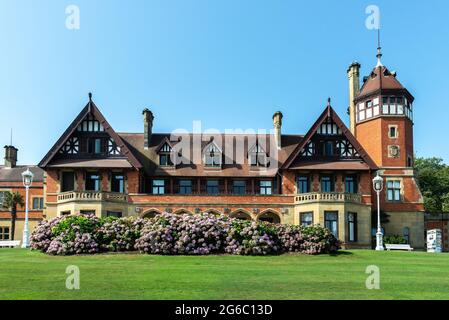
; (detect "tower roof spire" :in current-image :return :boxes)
[376,29,383,67]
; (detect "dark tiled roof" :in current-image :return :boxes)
[288,160,370,171]
[119,132,303,177]
[0,165,44,182]
[357,66,414,101]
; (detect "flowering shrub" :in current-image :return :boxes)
[97,217,146,252]
[224,220,280,255]
[29,217,63,252]
[31,212,340,256]
[135,213,230,255]
[277,224,340,254]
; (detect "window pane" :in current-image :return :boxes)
[300,212,313,226]
[207,180,219,194]
[152,180,165,194]
[179,180,192,194]
[111,174,125,193]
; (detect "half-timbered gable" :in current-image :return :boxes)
[38,94,141,169]
[282,102,377,170]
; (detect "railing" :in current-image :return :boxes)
[57,191,127,203]
[295,192,362,204]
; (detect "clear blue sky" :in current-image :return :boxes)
[1,0,448,165]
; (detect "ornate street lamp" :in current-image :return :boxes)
[21,168,34,248]
[372,171,384,251]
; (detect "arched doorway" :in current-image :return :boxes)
[230,210,252,221]
[257,211,281,224]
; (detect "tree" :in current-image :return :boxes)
[415,157,449,213]
[2,191,24,240]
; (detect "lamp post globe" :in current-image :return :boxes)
[21,168,34,248]
[372,171,384,251]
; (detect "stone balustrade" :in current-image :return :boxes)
[57,191,127,203]
[295,192,362,204]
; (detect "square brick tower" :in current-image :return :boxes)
[347,46,425,248]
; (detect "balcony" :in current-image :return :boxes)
[57,191,128,204]
[295,192,362,204]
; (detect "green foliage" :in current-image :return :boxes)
[414,157,449,213]
[384,235,408,244]
[1,191,24,210]
[51,215,100,242]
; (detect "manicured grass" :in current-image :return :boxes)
[0,249,449,300]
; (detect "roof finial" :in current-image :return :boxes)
[88,92,92,101]
[376,28,383,67]
[327,97,331,106]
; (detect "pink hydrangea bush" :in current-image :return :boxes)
[224,220,280,255]
[31,212,340,256]
[96,217,146,252]
[135,213,231,255]
[276,224,340,254]
[30,214,102,255]
[29,217,63,252]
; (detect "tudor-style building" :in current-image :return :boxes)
[37,50,425,249]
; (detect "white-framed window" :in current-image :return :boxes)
[389,125,398,138]
[204,143,222,167]
[159,143,174,166]
[300,212,313,226]
[152,180,165,195]
[259,180,273,195]
[386,180,401,202]
[248,143,268,167]
[32,197,44,210]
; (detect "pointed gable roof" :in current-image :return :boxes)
[38,95,142,169]
[357,65,414,102]
[155,136,174,153]
[281,103,377,170]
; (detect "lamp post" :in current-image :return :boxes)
[372,171,384,251]
[21,168,34,248]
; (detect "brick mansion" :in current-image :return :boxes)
[0,48,425,249]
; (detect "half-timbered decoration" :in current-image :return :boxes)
[36,47,425,249]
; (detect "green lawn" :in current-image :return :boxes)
[0,249,449,300]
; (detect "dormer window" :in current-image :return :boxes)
[159,143,174,166]
[249,143,268,167]
[204,143,222,167]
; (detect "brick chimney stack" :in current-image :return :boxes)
[4,145,18,168]
[347,62,361,136]
[272,111,283,149]
[142,108,154,149]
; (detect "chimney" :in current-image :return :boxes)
[347,62,361,136]
[142,108,154,149]
[4,145,18,168]
[272,111,283,149]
